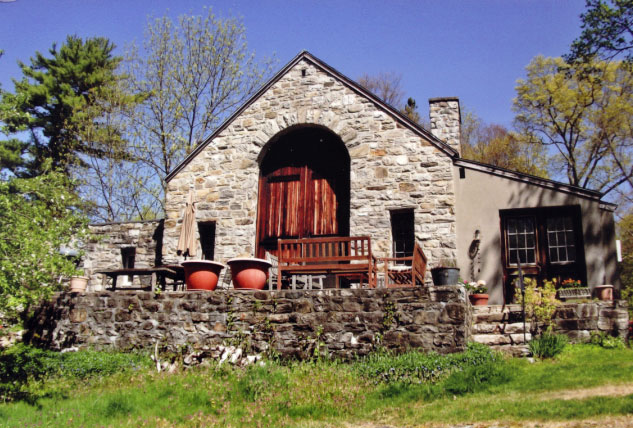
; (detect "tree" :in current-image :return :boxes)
[513,56,633,196]
[357,72,405,107]
[461,111,548,177]
[401,97,421,124]
[125,9,274,213]
[567,0,633,64]
[0,36,124,176]
[617,211,633,317]
[0,168,88,324]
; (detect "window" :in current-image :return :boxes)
[546,216,576,263]
[121,247,135,284]
[500,206,586,302]
[390,209,414,264]
[198,221,216,260]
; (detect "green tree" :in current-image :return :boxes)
[125,8,274,213]
[1,36,124,176]
[617,212,633,317]
[567,0,633,64]
[461,110,548,177]
[401,97,421,124]
[0,168,89,324]
[513,56,633,196]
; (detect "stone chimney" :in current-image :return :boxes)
[428,97,461,155]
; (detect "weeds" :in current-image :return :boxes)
[529,331,568,358]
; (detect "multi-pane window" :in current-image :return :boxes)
[501,206,586,302]
[506,217,536,265]
[546,216,576,263]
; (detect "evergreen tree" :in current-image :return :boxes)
[1,36,123,176]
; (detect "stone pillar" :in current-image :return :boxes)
[428,97,461,155]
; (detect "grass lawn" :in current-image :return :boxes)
[0,344,632,427]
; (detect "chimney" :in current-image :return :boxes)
[428,97,461,155]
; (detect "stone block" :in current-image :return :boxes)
[472,334,511,346]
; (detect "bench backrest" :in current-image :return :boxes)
[278,236,372,265]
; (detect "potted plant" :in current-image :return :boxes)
[556,278,590,301]
[430,259,460,285]
[462,279,489,305]
[69,271,89,293]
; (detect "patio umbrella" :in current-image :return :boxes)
[177,190,197,259]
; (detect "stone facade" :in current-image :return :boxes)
[163,56,458,271]
[25,287,471,359]
[83,220,164,291]
[472,302,629,355]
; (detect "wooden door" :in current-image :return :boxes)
[256,128,349,258]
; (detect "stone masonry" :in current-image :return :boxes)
[83,220,164,291]
[429,97,461,156]
[472,302,629,355]
[25,286,471,359]
[163,57,458,271]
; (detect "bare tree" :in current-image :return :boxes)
[357,71,405,107]
[125,8,275,213]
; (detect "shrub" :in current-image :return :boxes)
[0,344,151,401]
[589,331,626,349]
[443,361,513,395]
[528,331,567,358]
[355,342,499,385]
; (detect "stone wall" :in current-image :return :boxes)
[164,57,458,271]
[83,220,164,291]
[24,287,471,359]
[472,302,629,355]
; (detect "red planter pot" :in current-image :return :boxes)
[182,260,224,291]
[227,258,272,290]
[594,285,614,301]
[469,293,489,306]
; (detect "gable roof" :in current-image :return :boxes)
[165,50,458,182]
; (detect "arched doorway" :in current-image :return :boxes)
[256,126,350,258]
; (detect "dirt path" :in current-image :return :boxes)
[343,383,633,428]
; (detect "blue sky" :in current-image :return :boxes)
[0,0,586,127]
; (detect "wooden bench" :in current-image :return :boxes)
[277,236,376,289]
[376,242,427,288]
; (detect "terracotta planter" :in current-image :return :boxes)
[594,285,614,301]
[69,276,89,293]
[182,260,224,291]
[430,267,460,286]
[469,293,489,306]
[227,258,272,290]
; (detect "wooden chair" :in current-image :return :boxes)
[377,242,427,288]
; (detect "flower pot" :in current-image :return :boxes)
[594,285,614,301]
[227,258,272,290]
[430,267,460,286]
[69,276,89,293]
[468,293,489,306]
[557,287,591,301]
[182,260,224,291]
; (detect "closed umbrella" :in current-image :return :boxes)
[177,190,197,259]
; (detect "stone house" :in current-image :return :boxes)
[85,51,619,304]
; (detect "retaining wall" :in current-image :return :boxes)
[25,287,471,359]
[472,302,629,355]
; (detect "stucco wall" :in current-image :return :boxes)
[163,58,457,270]
[454,164,618,304]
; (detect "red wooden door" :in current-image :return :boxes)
[257,163,339,257]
